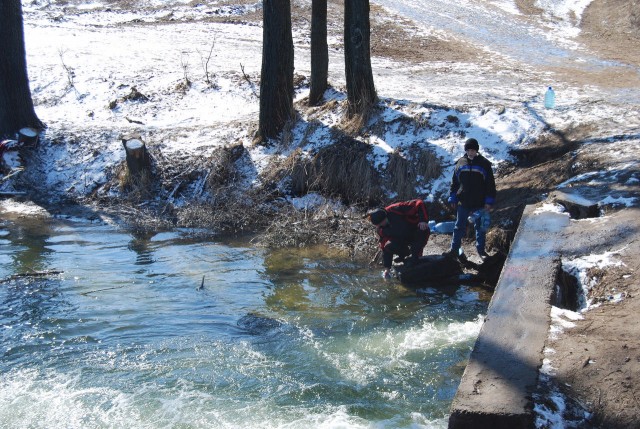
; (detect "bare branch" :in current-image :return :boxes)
[58,48,75,89]
[240,63,258,98]
[198,38,216,85]
[180,52,191,87]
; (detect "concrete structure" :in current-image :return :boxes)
[448,204,571,428]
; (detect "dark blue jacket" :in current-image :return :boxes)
[448,153,496,209]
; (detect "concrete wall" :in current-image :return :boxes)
[448,205,570,428]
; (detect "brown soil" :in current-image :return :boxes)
[550,217,640,429]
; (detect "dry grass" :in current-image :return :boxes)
[340,96,378,136]
[259,109,444,208]
[341,111,368,136]
[206,143,247,190]
[413,144,442,180]
[259,148,305,195]
[254,204,378,260]
[175,194,273,234]
[486,226,513,254]
[171,143,271,234]
[117,162,154,200]
[385,146,441,200]
[305,138,382,205]
[260,138,384,206]
[385,151,414,200]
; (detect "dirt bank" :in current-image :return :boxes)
[546,208,640,428]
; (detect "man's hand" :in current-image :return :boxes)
[418,221,428,231]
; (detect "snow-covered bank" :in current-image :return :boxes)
[5,0,637,208]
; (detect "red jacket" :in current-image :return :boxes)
[376,199,429,249]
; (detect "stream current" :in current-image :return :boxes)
[0,212,488,428]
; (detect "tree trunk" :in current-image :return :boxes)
[309,0,328,106]
[122,134,151,179]
[344,0,377,118]
[258,0,294,143]
[0,0,44,138]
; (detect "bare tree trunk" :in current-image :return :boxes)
[309,0,328,106]
[258,0,294,143]
[0,0,44,138]
[344,0,377,118]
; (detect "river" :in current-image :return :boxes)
[0,207,489,428]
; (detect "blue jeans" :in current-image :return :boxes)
[450,205,490,254]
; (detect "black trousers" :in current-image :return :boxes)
[381,229,429,269]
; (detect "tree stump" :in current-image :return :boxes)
[18,127,39,147]
[121,133,151,179]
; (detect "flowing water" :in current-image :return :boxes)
[0,211,489,429]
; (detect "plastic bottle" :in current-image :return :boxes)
[434,221,455,234]
[467,210,483,224]
[544,86,555,109]
[467,209,491,231]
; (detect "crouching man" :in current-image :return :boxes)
[367,199,430,279]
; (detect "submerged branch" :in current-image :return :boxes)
[2,269,64,283]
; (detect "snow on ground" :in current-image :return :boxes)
[7,0,636,208]
[533,202,630,310]
[563,248,627,309]
[535,0,593,28]
[0,199,51,218]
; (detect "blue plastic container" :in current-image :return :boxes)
[434,221,455,234]
[544,86,555,109]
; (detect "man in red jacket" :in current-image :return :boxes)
[368,199,430,278]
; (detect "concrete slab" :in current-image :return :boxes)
[550,188,600,219]
[448,204,570,429]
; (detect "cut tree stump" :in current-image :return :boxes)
[18,128,39,147]
[121,133,151,179]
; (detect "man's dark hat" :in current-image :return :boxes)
[368,208,387,225]
[464,138,479,151]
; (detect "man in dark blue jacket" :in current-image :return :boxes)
[368,199,430,278]
[446,138,496,259]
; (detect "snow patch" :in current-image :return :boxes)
[563,248,626,310]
